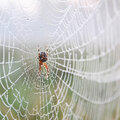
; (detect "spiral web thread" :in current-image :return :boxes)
[0,0,120,120]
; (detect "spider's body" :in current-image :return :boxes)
[39,52,47,62]
[38,49,49,77]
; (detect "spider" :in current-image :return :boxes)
[38,48,49,77]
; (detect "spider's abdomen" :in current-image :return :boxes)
[39,52,47,62]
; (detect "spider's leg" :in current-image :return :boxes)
[38,45,40,52]
[46,48,48,57]
[43,63,49,75]
[39,63,42,75]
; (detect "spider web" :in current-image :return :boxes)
[0,0,120,120]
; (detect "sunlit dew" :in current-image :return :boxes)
[19,0,41,17]
[68,0,99,7]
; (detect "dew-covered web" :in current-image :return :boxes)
[0,0,120,120]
